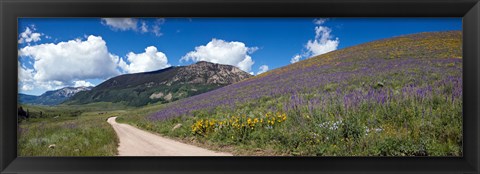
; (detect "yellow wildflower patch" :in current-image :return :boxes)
[191,112,288,136]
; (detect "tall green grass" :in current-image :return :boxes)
[119,91,462,156]
[18,103,125,156]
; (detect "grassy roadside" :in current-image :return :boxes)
[18,101,283,156]
[18,103,126,156]
[116,103,295,156]
[117,93,462,157]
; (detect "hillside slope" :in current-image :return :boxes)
[132,31,462,156]
[150,31,462,119]
[66,61,252,106]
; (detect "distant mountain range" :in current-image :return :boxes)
[19,86,93,105]
[64,61,252,106]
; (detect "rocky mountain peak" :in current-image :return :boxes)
[194,61,213,65]
[174,61,252,85]
[43,86,93,98]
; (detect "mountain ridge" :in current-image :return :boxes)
[65,61,252,106]
[19,86,93,105]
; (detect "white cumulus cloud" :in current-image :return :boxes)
[151,18,165,36]
[101,18,138,31]
[18,62,35,91]
[18,26,42,44]
[73,80,95,87]
[257,65,269,75]
[18,61,68,91]
[290,18,339,64]
[18,35,121,90]
[152,25,163,36]
[290,54,302,64]
[118,46,170,73]
[181,39,258,72]
[313,18,327,25]
[140,21,148,33]
[101,18,165,37]
[18,35,174,93]
[306,25,339,56]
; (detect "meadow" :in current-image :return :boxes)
[18,103,127,156]
[119,31,463,156]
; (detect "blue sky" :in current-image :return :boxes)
[18,18,462,95]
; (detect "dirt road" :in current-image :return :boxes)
[107,117,232,156]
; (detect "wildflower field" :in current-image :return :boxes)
[119,31,463,156]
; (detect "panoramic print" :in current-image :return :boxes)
[17,18,462,156]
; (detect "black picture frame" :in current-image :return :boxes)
[1,0,479,173]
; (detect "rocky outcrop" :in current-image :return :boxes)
[174,61,252,85]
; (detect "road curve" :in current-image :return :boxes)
[107,117,232,156]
